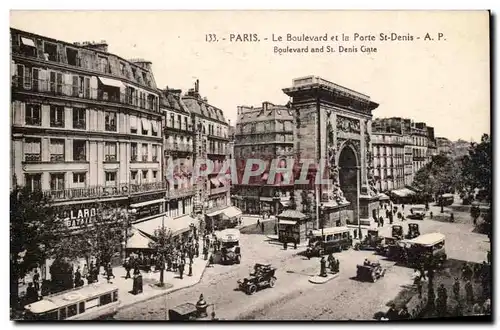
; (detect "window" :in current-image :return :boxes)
[141,118,148,135]
[72,140,86,161]
[105,142,117,161]
[99,294,112,306]
[105,111,117,131]
[59,308,67,320]
[99,56,109,73]
[43,42,58,61]
[73,108,86,129]
[24,138,41,161]
[131,171,138,182]
[151,121,158,137]
[326,234,333,242]
[142,144,148,161]
[130,115,138,134]
[120,62,126,75]
[169,114,174,127]
[25,103,41,126]
[16,64,32,90]
[130,143,138,162]
[177,115,181,129]
[73,172,86,184]
[142,170,148,180]
[183,117,188,130]
[49,139,65,162]
[66,48,79,66]
[105,172,117,186]
[78,76,90,98]
[153,171,158,180]
[67,304,78,317]
[50,173,65,191]
[142,72,148,84]
[25,173,41,191]
[19,36,37,57]
[50,105,64,127]
[152,145,158,162]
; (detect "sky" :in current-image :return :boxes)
[10,10,490,142]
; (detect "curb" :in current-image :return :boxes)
[118,254,211,311]
[309,273,340,284]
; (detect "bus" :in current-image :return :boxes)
[24,283,119,320]
[438,194,454,207]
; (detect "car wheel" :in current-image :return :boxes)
[236,255,241,264]
[354,243,360,251]
[247,284,257,295]
[269,277,276,288]
[371,271,378,282]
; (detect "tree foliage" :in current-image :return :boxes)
[461,134,492,202]
[10,186,69,306]
[149,226,175,256]
[412,154,462,199]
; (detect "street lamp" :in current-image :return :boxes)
[320,203,325,238]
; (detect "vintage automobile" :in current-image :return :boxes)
[237,263,277,295]
[354,229,384,251]
[405,223,421,239]
[216,229,241,265]
[306,226,353,257]
[391,225,404,240]
[406,233,447,268]
[356,258,386,282]
[408,206,427,220]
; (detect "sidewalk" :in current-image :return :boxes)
[110,252,211,310]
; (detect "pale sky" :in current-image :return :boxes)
[10,10,490,141]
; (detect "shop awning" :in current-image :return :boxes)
[98,76,125,89]
[141,118,149,131]
[129,198,165,209]
[130,115,137,130]
[378,193,390,200]
[127,228,153,249]
[222,206,242,218]
[391,188,415,198]
[277,209,307,219]
[210,177,221,187]
[133,215,171,237]
[279,220,297,225]
[206,208,225,217]
[21,37,35,47]
[169,215,197,236]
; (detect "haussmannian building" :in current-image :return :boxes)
[232,102,295,215]
[10,28,166,235]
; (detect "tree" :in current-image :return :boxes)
[75,203,128,267]
[10,186,68,308]
[413,154,462,212]
[149,226,175,286]
[461,134,492,202]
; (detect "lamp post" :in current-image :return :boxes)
[320,203,325,237]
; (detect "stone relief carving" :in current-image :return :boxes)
[364,119,378,197]
[337,115,361,134]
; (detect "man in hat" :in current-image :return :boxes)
[465,279,474,304]
[453,278,460,300]
[74,266,82,287]
[320,257,327,277]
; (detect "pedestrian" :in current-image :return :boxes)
[208,254,214,267]
[179,259,185,279]
[256,218,260,228]
[74,267,82,287]
[335,259,340,274]
[294,240,297,250]
[430,211,433,219]
[465,280,474,304]
[385,303,399,320]
[283,241,288,250]
[195,242,200,258]
[450,213,455,222]
[106,262,115,283]
[33,269,40,292]
[320,257,327,277]
[416,277,423,298]
[261,222,265,233]
[274,224,278,235]
[327,253,335,271]
[453,277,460,300]
[25,283,38,305]
[188,261,193,277]
[398,306,410,319]
[353,228,357,239]
[402,204,405,211]
[379,216,384,227]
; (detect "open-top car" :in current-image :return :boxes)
[391,225,404,240]
[408,206,427,220]
[405,223,421,239]
[356,258,386,282]
[354,229,384,251]
[237,263,277,295]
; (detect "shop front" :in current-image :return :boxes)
[129,193,166,223]
[131,213,198,246]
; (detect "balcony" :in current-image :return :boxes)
[207,133,230,141]
[12,76,159,113]
[50,154,64,162]
[166,187,196,199]
[50,120,64,128]
[73,120,86,130]
[42,181,168,202]
[25,117,41,126]
[105,124,117,132]
[164,143,193,153]
[73,153,87,162]
[210,185,230,195]
[141,155,148,162]
[25,153,41,162]
[207,149,226,156]
[104,155,117,162]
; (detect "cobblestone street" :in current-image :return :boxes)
[114,206,488,320]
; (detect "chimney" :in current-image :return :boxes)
[195,79,199,93]
[82,40,108,52]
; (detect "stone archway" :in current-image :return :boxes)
[338,145,360,222]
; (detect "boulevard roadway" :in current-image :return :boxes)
[114,206,488,320]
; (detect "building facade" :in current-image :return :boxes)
[181,81,233,228]
[232,102,295,215]
[371,132,406,192]
[160,88,196,219]
[411,122,429,176]
[10,28,165,232]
